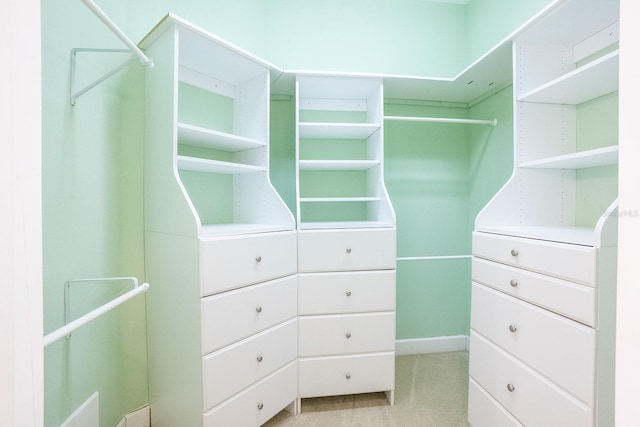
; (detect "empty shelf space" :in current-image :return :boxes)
[298,122,380,139]
[518,50,619,105]
[177,155,265,174]
[519,146,618,169]
[299,220,394,230]
[299,160,380,170]
[178,123,265,151]
[199,223,293,237]
[477,225,597,246]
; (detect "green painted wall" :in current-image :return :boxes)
[41,0,552,425]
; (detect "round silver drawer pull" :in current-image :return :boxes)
[257,355,263,362]
[346,248,352,254]
[509,324,518,333]
[346,291,352,297]
[256,256,262,263]
[510,249,519,257]
[507,384,516,392]
[257,402,264,410]
[510,279,518,287]
[255,306,263,313]
[345,373,351,380]
[346,332,352,339]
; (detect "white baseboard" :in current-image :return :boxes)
[396,335,469,356]
[60,392,99,427]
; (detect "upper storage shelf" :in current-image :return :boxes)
[519,146,618,169]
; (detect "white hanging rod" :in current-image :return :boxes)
[44,277,149,348]
[397,255,472,261]
[385,116,497,126]
[81,0,153,67]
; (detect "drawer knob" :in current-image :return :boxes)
[510,279,518,288]
[345,373,351,380]
[510,249,519,257]
[346,247,352,254]
[257,402,264,410]
[256,306,263,313]
[345,332,352,339]
[257,355,263,363]
[346,291,352,297]
[256,256,262,263]
[507,384,516,392]
[508,324,518,333]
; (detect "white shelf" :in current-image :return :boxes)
[299,160,380,170]
[199,223,292,237]
[300,196,382,203]
[477,225,597,246]
[384,116,497,126]
[178,123,265,152]
[298,122,380,139]
[177,155,265,174]
[299,220,394,230]
[518,50,619,105]
[519,146,618,169]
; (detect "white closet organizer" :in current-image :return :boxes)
[295,74,397,408]
[469,0,619,426]
[140,15,297,427]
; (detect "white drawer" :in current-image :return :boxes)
[468,378,523,427]
[472,232,596,285]
[201,231,297,296]
[471,283,595,405]
[202,319,297,411]
[472,258,595,326]
[298,271,395,315]
[203,361,297,427]
[469,332,592,427]
[298,228,396,272]
[298,352,395,398]
[298,312,395,357]
[201,275,297,354]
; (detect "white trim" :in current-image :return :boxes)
[396,335,469,355]
[420,0,471,4]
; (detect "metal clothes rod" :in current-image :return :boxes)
[44,278,149,348]
[81,0,153,67]
[397,255,472,261]
[384,116,498,126]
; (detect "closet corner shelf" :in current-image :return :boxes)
[298,122,380,139]
[299,160,380,170]
[476,225,597,247]
[517,49,619,105]
[299,220,394,230]
[177,155,265,174]
[518,145,618,169]
[199,223,293,237]
[178,123,265,151]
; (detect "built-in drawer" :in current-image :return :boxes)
[298,352,395,398]
[298,228,396,273]
[298,270,396,315]
[469,332,592,427]
[298,312,395,357]
[468,378,524,427]
[202,319,297,411]
[472,232,596,286]
[203,361,297,427]
[472,258,596,326]
[201,231,297,296]
[201,275,297,354]
[471,283,595,405]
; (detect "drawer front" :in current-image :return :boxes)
[472,258,595,326]
[298,228,396,272]
[298,271,396,315]
[201,275,297,354]
[471,283,595,404]
[468,378,524,427]
[469,332,592,427]
[201,231,297,296]
[298,353,395,398]
[298,312,395,357]
[202,319,297,411]
[472,232,596,285]
[203,361,297,427]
